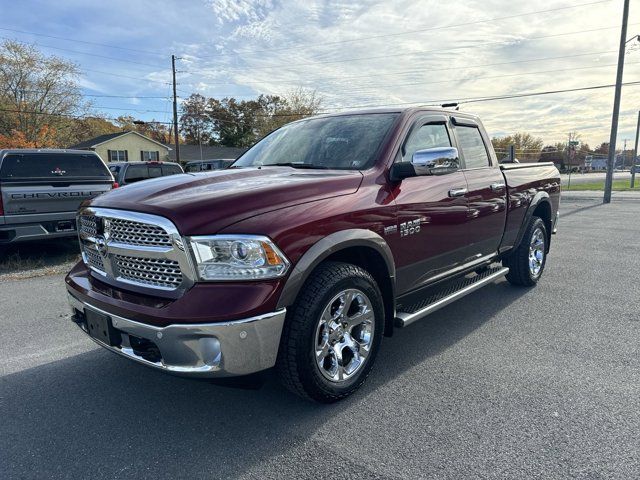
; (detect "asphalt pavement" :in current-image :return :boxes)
[1,198,639,479]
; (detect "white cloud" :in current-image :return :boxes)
[8,0,639,146]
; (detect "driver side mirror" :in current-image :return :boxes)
[390,147,460,181]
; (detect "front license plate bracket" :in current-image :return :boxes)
[85,308,121,346]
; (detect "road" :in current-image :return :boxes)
[1,198,639,479]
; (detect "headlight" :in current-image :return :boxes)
[188,235,290,281]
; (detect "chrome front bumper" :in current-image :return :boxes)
[68,293,286,377]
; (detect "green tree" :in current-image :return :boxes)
[179,89,323,148]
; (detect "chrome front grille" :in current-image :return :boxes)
[84,246,105,273]
[77,207,194,296]
[108,218,172,247]
[115,255,182,288]
[79,215,98,238]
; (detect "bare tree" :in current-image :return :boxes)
[0,40,89,147]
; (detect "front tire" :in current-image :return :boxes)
[277,261,384,403]
[503,216,548,287]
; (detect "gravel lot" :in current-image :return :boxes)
[1,198,639,479]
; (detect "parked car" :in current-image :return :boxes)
[184,159,235,172]
[0,149,113,245]
[108,161,183,187]
[66,109,560,402]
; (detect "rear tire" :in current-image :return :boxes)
[503,216,548,287]
[277,261,384,403]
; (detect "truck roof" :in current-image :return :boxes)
[109,161,181,166]
[0,148,99,156]
[298,107,481,122]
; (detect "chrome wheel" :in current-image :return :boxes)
[528,226,545,278]
[314,288,375,383]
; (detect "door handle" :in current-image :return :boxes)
[448,187,468,197]
[490,182,506,192]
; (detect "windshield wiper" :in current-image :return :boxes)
[264,162,328,169]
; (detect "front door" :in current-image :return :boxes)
[389,115,470,295]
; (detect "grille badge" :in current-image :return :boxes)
[95,235,108,257]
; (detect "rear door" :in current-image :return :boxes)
[452,118,507,259]
[0,152,113,215]
[389,114,470,294]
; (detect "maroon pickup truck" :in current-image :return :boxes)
[66,108,560,402]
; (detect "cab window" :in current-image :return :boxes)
[161,164,182,175]
[456,126,490,169]
[402,123,453,162]
[124,164,149,183]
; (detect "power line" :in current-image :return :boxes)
[261,80,640,115]
[175,50,619,89]
[309,61,640,95]
[0,107,174,124]
[6,81,640,126]
[81,68,172,85]
[188,0,614,59]
[183,24,635,74]
[0,27,168,57]
[0,36,167,69]
[20,90,171,99]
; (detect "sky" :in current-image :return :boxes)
[2,0,640,148]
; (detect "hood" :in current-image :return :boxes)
[89,167,363,234]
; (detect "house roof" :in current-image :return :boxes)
[70,131,171,150]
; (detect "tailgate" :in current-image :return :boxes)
[0,152,113,215]
[1,181,112,215]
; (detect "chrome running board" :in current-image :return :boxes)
[395,266,509,328]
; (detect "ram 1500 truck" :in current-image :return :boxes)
[66,108,560,402]
[0,149,113,245]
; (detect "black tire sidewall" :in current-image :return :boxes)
[294,268,384,400]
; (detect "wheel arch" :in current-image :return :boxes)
[277,229,396,337]
[513,192,553,254]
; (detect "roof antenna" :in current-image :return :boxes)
[441,102,459,110]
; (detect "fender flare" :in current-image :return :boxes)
[276,229,396,310]
[511,191,552,253]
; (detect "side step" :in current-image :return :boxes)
[395,266,509,328]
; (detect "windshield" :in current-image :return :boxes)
[232,113,398,170]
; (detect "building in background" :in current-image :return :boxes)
[168,144,246,163]
[70,131,171,163]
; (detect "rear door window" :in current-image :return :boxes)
[148,166,162,178]
[123,164,149,183]
[0,153,111,180]
[161,164,182,176]
[456,126,491,169]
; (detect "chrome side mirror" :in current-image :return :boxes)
[412,147,460,176]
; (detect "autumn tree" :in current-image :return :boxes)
[491,132,544,162]
[71,116,119,144]
[0,40,89,147]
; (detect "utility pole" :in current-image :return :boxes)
[632,111,640,188]
[171,54,181,163]
[604,0,630,203]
